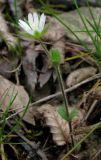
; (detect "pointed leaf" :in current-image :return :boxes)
[58,106,79,121]
[69,107,79,121]
[57,105,69,121]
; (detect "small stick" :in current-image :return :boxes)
[4,72,101,121]
[30,72,101,107]
[92,148,101,160]
[84,100,98,121]
[7,121,48,160]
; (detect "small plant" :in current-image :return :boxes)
[19,11,76,147]
[50,48,79,147]
[18,5,101,159]
[58,105,78,121]
[0,88,30,159]
[0,89,17,159]
[50,48,76,147]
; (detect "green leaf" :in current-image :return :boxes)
[69,107,79,121]
[21,26,48,40]
[57,106,69,121]
[58,106,79,121]
[50,48,61,66]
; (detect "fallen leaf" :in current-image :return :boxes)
[38,104,84,145]
[22,44,39,93]
[0,75,35,125]
[38,69,52,88]
[66,67,97,87]
[60,7,101,44]
[38,56,52,88]
[47,7,101,49]
[61,62,71,75]
[0,56,18,78]
[0,12,18,48]
[44,16,65,42]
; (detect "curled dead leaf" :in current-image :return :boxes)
[38,104,84,145]
[38,69,52,88]
[66,67,97,87]
[22,44,39,93]
[38,56,52,88]
[0,75,35,125]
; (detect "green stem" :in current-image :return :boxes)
[39,39,74,147]
[39,39,49,57]
[56,66,74,147]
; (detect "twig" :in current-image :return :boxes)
[5,72,101,121]
[7,121,48,160]
[72,123,101,135]
[5,62,21,73]
[30,72,101,107]
[84,100,98,121]
[92,148,101,160]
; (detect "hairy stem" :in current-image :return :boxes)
[40,40,74,147]
[55,66,74,147]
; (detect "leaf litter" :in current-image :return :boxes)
[0,2,101,160]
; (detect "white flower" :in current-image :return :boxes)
[19,12,46,36]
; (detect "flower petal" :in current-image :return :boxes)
[38,13,46,32]
[33,12,39,30]
[28,13,34,28]
[19,19,33,35]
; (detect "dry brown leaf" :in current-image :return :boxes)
[0,57,18,78]
[38,70,52,88]
[38,56,52,88]
[59,7,101,44]
[22,43,52,100]
[61,62,71,75]
[45,7,101,50]
[66,67,97,87]
[0,75,35,125]
[44,17,65,42]
[0,12,17,48]
[38,104,69,145]
[22,44,39,93]
[38,104,84,145]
